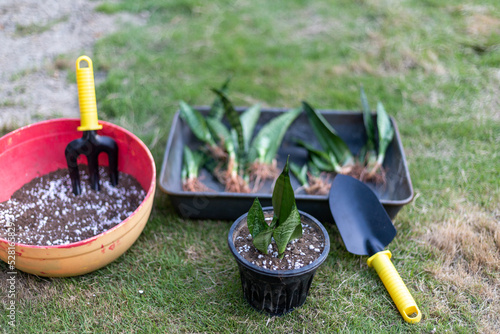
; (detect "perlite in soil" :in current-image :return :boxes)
[0,166,145,246]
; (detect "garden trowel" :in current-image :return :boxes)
[329,174,421,323]
[65,55,118,195]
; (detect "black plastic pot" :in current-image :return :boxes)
[228,207,330,316]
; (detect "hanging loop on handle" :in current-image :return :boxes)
[367,250,422,324]
[76,55,102,131]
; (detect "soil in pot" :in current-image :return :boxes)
[0,165,145,246]
[233,213,326,271]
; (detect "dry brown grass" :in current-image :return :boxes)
[184,244,206,263]
[423,204,500,332]
[465,13,500,37]
[332,30,447,78]
[0,269,56,306]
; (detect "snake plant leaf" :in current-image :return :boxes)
[288,209,303,242]
[302,101,354,166]
[247,196,273,255]
[247,198,269,239]
[248,108,301,164]
[179,101,215,146]
[206,117,236,158]
[182,145,195,179]
[295,139,330,163]
[230,129,240,155]
[192,150,204,168]
[376,101,395,165]
[271,157,296,226]
[253,229,274,255]
[360,87,377,166]
[183,146,204,179]
[310,153,337,172]
[209,77,231,120]
[290,162,309,188]
[295,139,339,172]
[360,86,376,149]
[181,162,188,181]
[239,104,261,151]
[201,152,218,175]
[273,205,302,258]
[211,89,245,170]
[307,162,321,177]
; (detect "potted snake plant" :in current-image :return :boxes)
[228,158,330,316]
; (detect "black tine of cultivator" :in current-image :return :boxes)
[66,55,119,195]
[65,131,119,195]
[65,136,85,195]
[99,135,119,187]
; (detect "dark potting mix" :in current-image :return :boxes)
[0,165,146,246]
[234,220,325,271]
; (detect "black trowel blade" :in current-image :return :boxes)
[329,175,397,256]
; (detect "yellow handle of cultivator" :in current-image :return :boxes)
[76,55,102,131]
[367,250,422,324]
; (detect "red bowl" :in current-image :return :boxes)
[0,119,156,277]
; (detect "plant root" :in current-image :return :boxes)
[304,172,332,196]
[225,174,251,193]
[182,177,212,192]
[207,144,227,161]
[345,164,365,180]
[214,157,250,193]
[249,160,280,192]
[360,163,387,185]
[334,163,365,180]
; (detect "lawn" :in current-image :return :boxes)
[1,0,499,332]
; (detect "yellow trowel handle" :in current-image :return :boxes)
[76,55,102,131]
[367,250,422,323]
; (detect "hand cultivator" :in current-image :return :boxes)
[65,56,118,195]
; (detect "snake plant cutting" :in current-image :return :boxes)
[368,101,395,179]
[206,91,254,193]
[358,88,395,182]
[179,101,227,161]
[247,158,302,258]
[181,146,210,192]
[246,107,301,189]
[298,88,396,193]
[359,86,377,169]
[301,101,356,175]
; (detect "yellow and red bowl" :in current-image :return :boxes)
[0,119,155,277]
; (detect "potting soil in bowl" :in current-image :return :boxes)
[0,165,145,246]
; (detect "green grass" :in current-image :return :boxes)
[2,0,500,332]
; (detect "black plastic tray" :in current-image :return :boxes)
[159,107,413,223]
